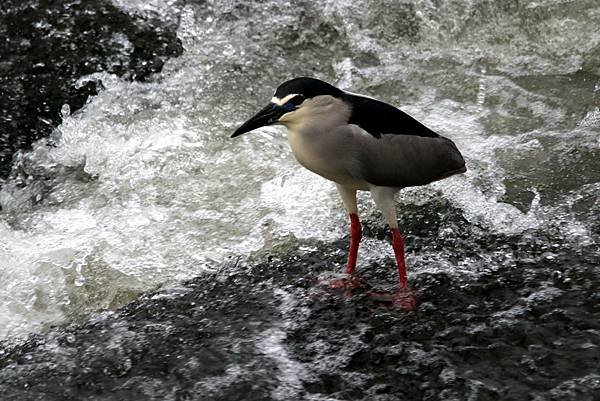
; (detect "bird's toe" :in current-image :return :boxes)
[329,274,363,290]
[368,286,417,311]
[391,287,417,311]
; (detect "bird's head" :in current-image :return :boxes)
[231,77,344,137]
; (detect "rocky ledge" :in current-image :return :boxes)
[1,211,598,400]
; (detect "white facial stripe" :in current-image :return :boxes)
[271,94,299,105]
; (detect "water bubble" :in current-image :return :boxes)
[74,263,85,287]
[61,104,71,119]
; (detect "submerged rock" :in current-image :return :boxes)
[0,228,598,401]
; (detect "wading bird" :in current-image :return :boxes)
[231,77,466,308]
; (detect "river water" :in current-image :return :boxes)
[0,0,599,400]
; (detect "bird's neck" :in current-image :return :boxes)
[285,123,346,180]
[281,95,352,174]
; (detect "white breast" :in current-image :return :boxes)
[287,128,324,173]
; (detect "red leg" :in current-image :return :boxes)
[346,213,362,275]
[390,227,415,310]
[330,213,362,290]
[391,228,408,288]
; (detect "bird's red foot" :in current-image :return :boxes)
[390,287,417,311]
[329,275,363,290]
[368,286,417,311]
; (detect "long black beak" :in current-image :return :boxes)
[231,103,285,138]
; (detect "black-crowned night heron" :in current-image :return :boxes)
[232,77,466,308]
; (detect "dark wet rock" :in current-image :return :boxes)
[0,0,183,180]
[0,218,598,400]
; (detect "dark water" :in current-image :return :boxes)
[1,0,599,400]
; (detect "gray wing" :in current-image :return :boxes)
[342,125,466,188]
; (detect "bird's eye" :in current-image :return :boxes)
[290,94,305,105]
[281,94,305,112]
[282,102,296,112]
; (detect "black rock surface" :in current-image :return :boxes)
[0,217,598,400]
[0,0,182,180]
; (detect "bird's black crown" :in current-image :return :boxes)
[275,77,343,99]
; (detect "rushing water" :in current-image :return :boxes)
[0,0,599,399]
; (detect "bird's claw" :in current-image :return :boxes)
[390,287,417,311]
[329,275,363,290]
[368,286,417,311]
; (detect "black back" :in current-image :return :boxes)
[275,77,439,139]
[343,93,439,138]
